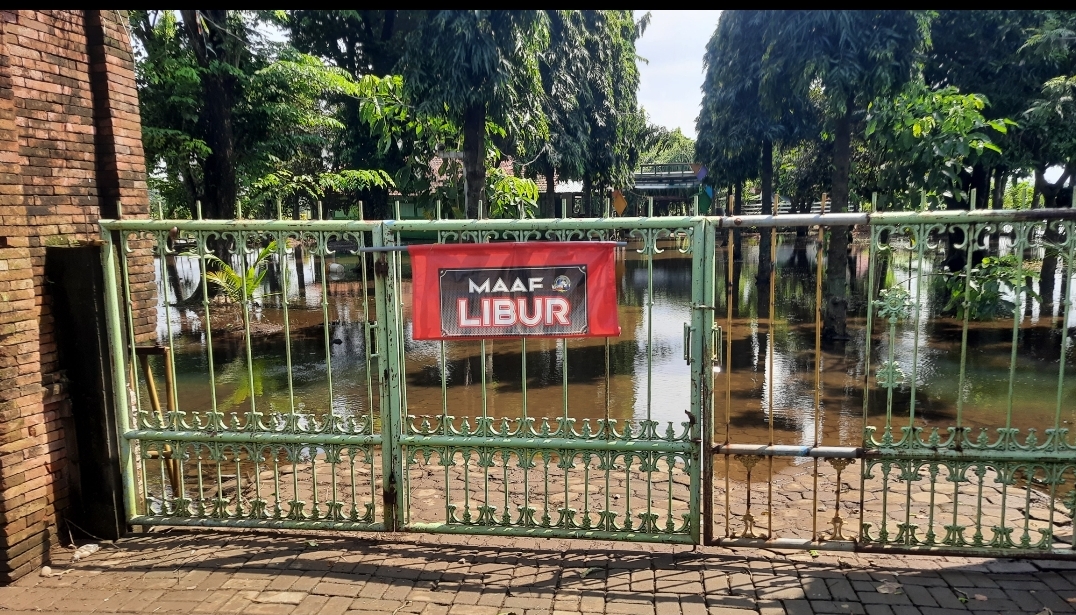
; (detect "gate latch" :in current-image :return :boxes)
[683,323,693,364]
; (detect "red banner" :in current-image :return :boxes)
[408,242,620,340]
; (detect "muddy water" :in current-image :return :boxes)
[148,233,1076,452]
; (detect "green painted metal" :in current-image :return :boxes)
[99,209,1076,556]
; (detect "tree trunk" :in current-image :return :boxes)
[292,199,306,294]
[582,176,593,217]
[462,103,486,218]
[733,182,743,263]
[991,167,1006,210]
[181,10,237,220]
[545,168,556,218]
[758,139,773,286]
[1036,167,1072,210]
[824,106,852,340]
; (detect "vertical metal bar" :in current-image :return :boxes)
[318,233,336,416]
[689,219,714,544]
[101,234,138,521]
[906,224,927,433]
[955,224,976,428]
[116,225,141,413]
[238,231,258,420]
[766,223,777,538]
[646,230,654,422]
[435,203,449,436]
[812,222,824,541]
[860,221,877,538]
[157,235,180,425]
[724,227,734,538]
[373,223,403,530]
[562,338,569,430]
[275,213,297,427]
[197,232,219,420]
[1005,223,1026,433]
[1053,223,1075,449]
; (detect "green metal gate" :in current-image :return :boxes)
[100,208,1076,556]
[100,215,710,543]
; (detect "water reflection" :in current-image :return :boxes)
[147,231,1076,450]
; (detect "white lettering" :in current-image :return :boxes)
[481,297,492,327]
[510,278,527,292]
[468,279,490,294]
[493,298,516,325]
[546,297,570,325]
[528,277,543,291]
[517,297,543,326]
[457,298,481,327]
[491,279,510,293]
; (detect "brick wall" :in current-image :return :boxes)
[0,10,153,583]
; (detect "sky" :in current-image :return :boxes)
[635,10,722,139]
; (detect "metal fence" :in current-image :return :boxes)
[100,207,1076,556]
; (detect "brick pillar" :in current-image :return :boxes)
[0,10,154,582]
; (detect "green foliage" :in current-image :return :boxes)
[943,255,1038,320]
[250,156,392,207]
[865,83,1013,198]
[486,168,539,219]
[399,11,549,215]
[202,241,278,303]
[642,128,695,165]
[1003,179,1035,209]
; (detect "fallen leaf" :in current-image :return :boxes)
[877,580,902,595]
[1035,608,1053,615]
[809,550,820,558]
[974,594,989,601]
[307,541,318,547]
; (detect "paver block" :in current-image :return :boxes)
[900,585,938,608]
[925,587,968,610]
[809,600,865,614]
[313,582,361,598]
[783,599,815,615]
[858,592,912,606]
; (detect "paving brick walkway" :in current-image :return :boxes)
[1,529,1074,614]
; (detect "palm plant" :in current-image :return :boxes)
[203,240,278,304]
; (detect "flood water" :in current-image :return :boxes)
[145,231,1076,451]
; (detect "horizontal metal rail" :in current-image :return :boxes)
[130,516,387,532]
[400,434,695,453]
[403,522,697,544]
[714,444,862,458]
[125,429,382,446]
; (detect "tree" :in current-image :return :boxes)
[697,10,816,289]
[286,10,422,217]
[766,10,930,338]
[400,11,548,218]
[863,82,1011,204]
[578,11,648,214]
[134,11,384,220]
[531,10,592,216]
[641,128,695,165]
[925,11,1061,209]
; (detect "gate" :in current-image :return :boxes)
[100,208,1076,556]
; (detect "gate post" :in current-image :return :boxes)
[689,219,716,545]
[373,223,405,531]
[99,233,138,525]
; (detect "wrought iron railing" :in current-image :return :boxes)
[99,207,1076,556]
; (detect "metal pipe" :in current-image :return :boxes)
[714,444,863,459]
[714,537,857,551]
